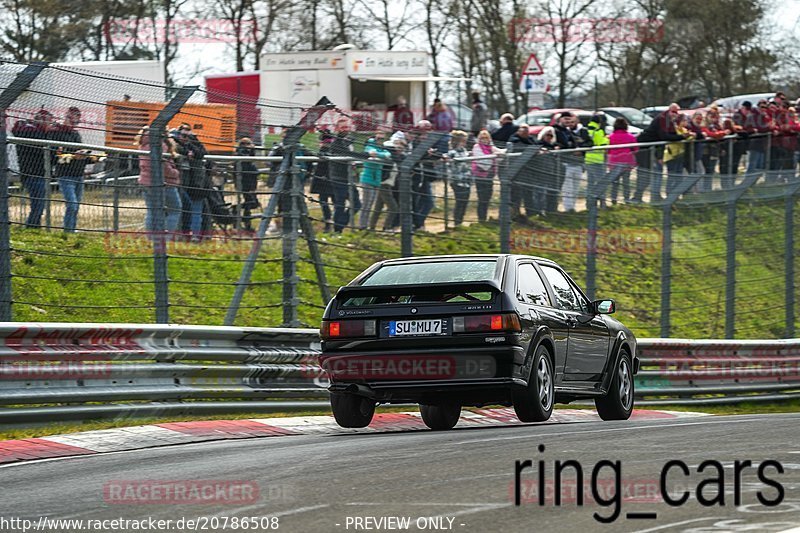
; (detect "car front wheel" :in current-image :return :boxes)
[330,392,375,428]
[595,350,634,421]
[513,345,554,423]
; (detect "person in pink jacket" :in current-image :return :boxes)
[471,129,506,221]
[607,118,639,204]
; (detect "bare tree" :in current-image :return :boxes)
[537,0,599,108]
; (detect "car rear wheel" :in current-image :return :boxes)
[595,350,634,421]
[513,345,554,423]
[419,403,461,430]
[330,393,375,428]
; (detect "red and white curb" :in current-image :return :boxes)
[0,408,706,465]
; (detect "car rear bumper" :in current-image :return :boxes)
[320,345,526,403]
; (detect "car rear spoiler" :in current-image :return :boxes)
[335,280,502,301]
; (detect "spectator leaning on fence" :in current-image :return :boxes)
[358,132,390,230]
[174,124,210,241]
[51,107,90,233]
[606,118,638,204]
[136,127,182,235]
[12,109,53,229]
[472,129,505,222]
[508,123,538,219]
[310,131,335,233]
[235,137,260,232]
[368,133,403,232]
[585,113,609,208]
[329,119,360,234]
[633,103,684,202]
[553,112,589,212]
[491,113,517,145]
[447,130,472,226]
[535,126,561,215]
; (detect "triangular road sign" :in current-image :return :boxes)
[522,53,544,75]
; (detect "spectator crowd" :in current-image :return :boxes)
[11,91,800,236]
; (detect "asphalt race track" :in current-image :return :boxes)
[2,413,800,533]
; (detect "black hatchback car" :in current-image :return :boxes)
[319,254,639,430]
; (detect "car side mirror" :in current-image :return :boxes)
[593,299,615,315]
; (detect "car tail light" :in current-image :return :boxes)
[452,313,521,333]
[321,320,376,339]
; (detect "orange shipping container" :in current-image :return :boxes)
[105,101,237,152]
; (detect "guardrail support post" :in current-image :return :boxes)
[0,62,47,321]
[148,85,198,324]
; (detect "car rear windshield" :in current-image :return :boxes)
[361,260,498,286]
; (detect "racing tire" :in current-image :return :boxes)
[419,403,461,430]
[330,392,375,428]
[513,344,554,423]
[595,350,634,421]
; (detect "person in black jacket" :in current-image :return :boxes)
[310,131,335,232]
[235,137,260,232]
[51,107,90,232]
[329,120,361,233]
[12,109,53,228]
[508,124,538,219]
[632,103,684,202]
[491,113,517,145]
[174,124,210,240]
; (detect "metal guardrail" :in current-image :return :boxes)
[1,323,799,425]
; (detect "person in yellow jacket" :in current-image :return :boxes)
[664,114,696,196]
[585,113,610,207]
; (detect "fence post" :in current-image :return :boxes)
[347,164,356,230]
[111,157,121,233]
[724,199,736,339]
[726,137,734,189]
[397,133,439,257]
[660,204,672,338]
[148,85,197,324]
[443,164,449,232]
[282,145,300,327]
[0,62,47,321]
[399,164,413,257]
[786,193,795,338]
[660,175,702,338]
[499,155,511,254]
[234,161,243,230]
[43,147,52,231]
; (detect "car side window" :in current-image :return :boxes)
[517,264,551,307]
[540,265,584,312]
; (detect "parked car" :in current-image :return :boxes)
[600,107,653,129]
[641,106,668,119]
[516,108,642,137]
[319,254,639,430]
[711,93,775,113]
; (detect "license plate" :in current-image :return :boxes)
[389,319,444,336]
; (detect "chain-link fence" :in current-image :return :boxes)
[2,60,799,338]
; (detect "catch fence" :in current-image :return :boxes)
[1,60,799,340]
